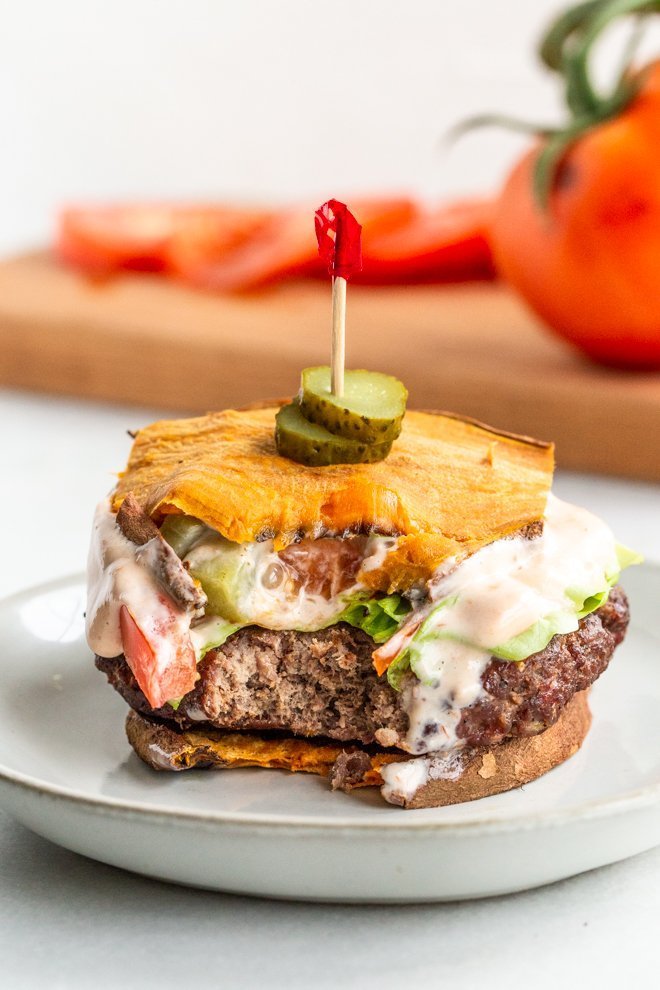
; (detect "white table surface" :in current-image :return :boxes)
[1,386,659,989]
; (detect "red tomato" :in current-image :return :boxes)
[119,604,197,710]
[278,537,367,599]
[356,199,496,284]
[57,204,271,279]
[57,205,179,274]
[190,198,416,291]
[492,65,660,368]
[56,198,496,290]
[164,206,273,284]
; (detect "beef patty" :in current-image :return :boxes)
[96,585,629,750]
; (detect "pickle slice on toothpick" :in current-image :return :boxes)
[275,400,393,466]
[299,366,408,444]
[274,204,406,466]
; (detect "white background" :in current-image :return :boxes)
[3,0,659,254]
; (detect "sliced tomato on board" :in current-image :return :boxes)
[57,204,271,278]
[57,205,180,274]
[164,206,273,283]
[119,604,197,710]
[356,199,496,284]
[56,197,495,288]
[187,198,416,291]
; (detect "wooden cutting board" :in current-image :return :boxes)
[1,251,659,481]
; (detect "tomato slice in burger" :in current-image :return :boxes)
[277,537,368,599]
[119,604,197,710]
[357,199,496,284]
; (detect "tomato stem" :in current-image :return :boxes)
[539,1,603,71]
[533,0,657,205]
[457,1,659,209]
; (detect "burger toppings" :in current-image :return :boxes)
[375,495,638,754]
[275,201,409,466]
[379,495,630,682]
[275,398,396,466]
[111,406,554,563]
[98,586,628,759]
[118,605,197,713]
[87,496,408,707]
[87,485,639,726]
[299,366,408,445]
[179,524,399,630]
[275,366,409,467]
[117,494,206,614]
[86,499,202,708]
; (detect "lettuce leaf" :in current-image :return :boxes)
[490,609,580,662]
[492,549,641,662]
[491,584,614,663]
[340,593,411,644]
[192,616,244,661]
[385,543,641,688]
[387,652,412,690]
[615,542,644,570]
[386,596,458,690]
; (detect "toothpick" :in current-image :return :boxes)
[331,275,346,397]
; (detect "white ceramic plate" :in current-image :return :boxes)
[0,566,658,902]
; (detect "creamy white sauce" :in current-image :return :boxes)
[380,750,467,804]
[86,502,399,660]
[181,703,209,722]
[359,536,398,574]
[189,615,237,657]
[401,644,492,753]
[427,494,618,649]
[395,495,619,758]
[183,533,396,631]
[380,758,429,803]
[86,499,191,661]
[147,742,182,770]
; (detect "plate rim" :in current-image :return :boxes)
[1,569,658,836]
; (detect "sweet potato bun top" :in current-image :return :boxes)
[113,405,554,591]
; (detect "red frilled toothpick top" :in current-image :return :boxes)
[314,199,363,280]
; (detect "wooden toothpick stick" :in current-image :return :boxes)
[314,199,362,399]
[331,276,346,396]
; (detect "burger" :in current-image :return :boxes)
[87,384,636,808]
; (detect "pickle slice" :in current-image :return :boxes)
[299,366,407,444]
[275,401,392,466]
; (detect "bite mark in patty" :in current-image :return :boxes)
[96,586,629,751]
